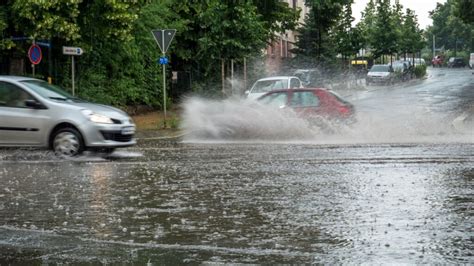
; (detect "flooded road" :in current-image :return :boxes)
[0,68,473,264]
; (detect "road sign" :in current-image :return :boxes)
[36,41,51,48]
[158,56,169,65]
[28,44,42,65]
[152,29,176,54]
[63,46,83,56]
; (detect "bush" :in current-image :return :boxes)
[414,64,427,78]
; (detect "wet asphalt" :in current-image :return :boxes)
[0,68,472,264]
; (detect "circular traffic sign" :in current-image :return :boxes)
[28,44,42,65]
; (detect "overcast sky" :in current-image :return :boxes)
[352,0,447,29]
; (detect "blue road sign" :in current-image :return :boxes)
[28,44,42,65]
[158,56,169,65]
[36,41,51,48]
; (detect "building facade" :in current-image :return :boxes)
[264,0,309,74]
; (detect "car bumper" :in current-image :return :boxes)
[79,122,137,148]
[366,77,390,83]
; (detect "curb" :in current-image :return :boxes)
[136,132,186,141]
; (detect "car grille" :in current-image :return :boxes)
[100,131,133,142]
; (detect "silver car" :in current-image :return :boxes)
[0,76,136,156]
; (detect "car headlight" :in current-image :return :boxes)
[81,109,114,124]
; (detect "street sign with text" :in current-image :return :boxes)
[152,29,176,54]
[63,46,83,56]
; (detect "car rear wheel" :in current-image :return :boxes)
[52,128,84,157]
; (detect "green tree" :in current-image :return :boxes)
[172,0,296,95]
[453,0,474,24]
[252,0,300,42]
[0,3,14,50]
[427,0,473,55]
[293,0,348,63]
[400,8,424,61]
[391,0,404,56]
[334,1,363,62]
[357,0,376,50]
[371,0,398,64]
[11,0,81,41]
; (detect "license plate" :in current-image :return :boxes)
[121,127,135,135]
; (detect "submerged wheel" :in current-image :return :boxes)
[52,127,84,157]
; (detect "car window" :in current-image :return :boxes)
[290,78,300,88]
[251,79,288,93]
[370,65,390,72]
[0,81,34,108]
[258,92,288,107]
[290,91,320,108]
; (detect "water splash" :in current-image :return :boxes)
[180,97,473,144]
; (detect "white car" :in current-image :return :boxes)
[245,76,303,100]
[366,65,396,85]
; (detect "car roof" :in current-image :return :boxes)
[262,87,328,94]
[257,76,299,81]
[0,75,39,82]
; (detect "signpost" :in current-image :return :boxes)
[28,43,42,76]
[63,46,84,96]
[152,29,176,127]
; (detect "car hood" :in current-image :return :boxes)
[368,72,390,77]
[67,102,129,119]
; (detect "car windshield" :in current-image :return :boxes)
[370,65,390,72]
[20,80,83,102]
[251,79,287,93]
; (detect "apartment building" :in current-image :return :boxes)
[264,0,309,74]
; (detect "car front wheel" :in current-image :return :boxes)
[52,128,84,157]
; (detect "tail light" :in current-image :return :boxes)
[338,106,350,115]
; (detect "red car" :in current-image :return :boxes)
[432,55,443,67]
[257,88,355,122]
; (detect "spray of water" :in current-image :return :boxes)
[181,97,473,144]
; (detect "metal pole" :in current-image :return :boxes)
[433,34,435,59]
[32,39,35,76]
[162,55,167,128]
[71,55,75,96]
[161,29,167,128]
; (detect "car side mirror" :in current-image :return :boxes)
[25,99,46,109]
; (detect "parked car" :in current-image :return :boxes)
[293,69,324,87]
[393,61,411,81]
[432,55,443,67]
[366,64,396,85]
[413,58,426,66]
[245,76,303,100]
[447,57,466,68]
[0,76,136,156]
[469,53,474,69]
[256,88,355,122]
